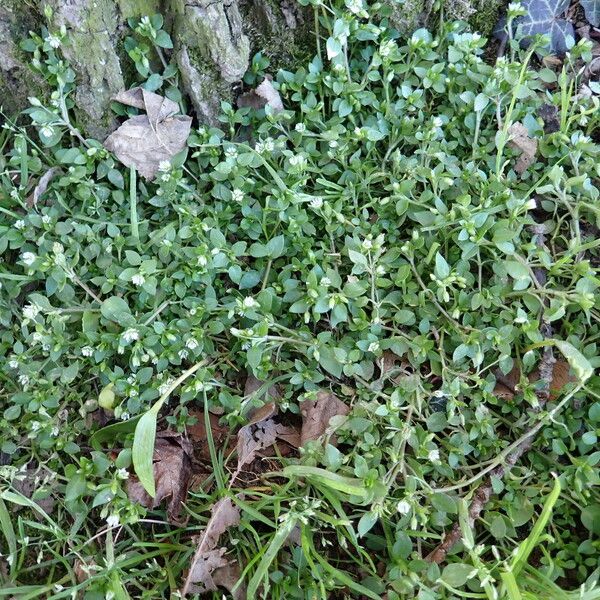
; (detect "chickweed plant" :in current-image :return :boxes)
[1,0,600,598]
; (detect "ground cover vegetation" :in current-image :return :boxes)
[1,0,600,598]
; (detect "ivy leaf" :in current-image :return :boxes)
[581,0,600,26]
[496,0,574,55]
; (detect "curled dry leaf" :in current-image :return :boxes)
[26,167,60,208]
[507,122,537,175]
[537,103,560,134]
[104,87,192,180]
[183,496,241,596]
[300,390,350,447]
[237,76,284,113]
[127,431,192,523]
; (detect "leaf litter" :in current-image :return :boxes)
[237,76,284,112]
[104,87,192,179]
[126,431,192,523]
[507,122,538,174]
[300,390,350,447]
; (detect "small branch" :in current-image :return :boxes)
[426,222,555,564]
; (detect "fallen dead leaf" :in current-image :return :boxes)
[211,562,246,600]
[26,167,60,208]
[537,104,560,134]
[300,390,350,447]
[105,87,192,180]
[183,496,241,596]
[127,431,192,523]
[11,468,56,514]
[508,122,537,175]
[494,359,576,401]
[188,410,236,463]
[237,76,283,113]
[237,417,299,469]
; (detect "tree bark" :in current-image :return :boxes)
[0,0,505,136]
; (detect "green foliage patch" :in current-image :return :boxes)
[1,0,600,597]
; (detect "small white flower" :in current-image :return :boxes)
[53,242,64,254]
[264,138,275,152]
[40,125,55,138]
[309,196,323,209]
[367,341,380,353]
[189,307,197,316]
[106,514,120,528]
[19,374,30,387]
[178,349,188,360]
[242,296,258,309]
[362,239,373,250]
[433,117,443,128]
[428,448,440,462]
[329,140,338,148]
[321,277,331,287]
[21,252,36,266]
[158,160,171,172]
[116,468,129,480]
[131,273,145,286]
[186,338,199,350]
[295,122,306,133]
[14,220,25,230]
[42,215,52,224]
[397,500,411,514]
[225,146,238,158]
[197,255,208,267]
[231,188,245,203]
[158,378,174,395]
[129,389,138,398]
[120,412,130,421]
[23,304,41,320]
[121,328,139,344]
[9,359,19,369]
[81,346,94,357]
[32,332,44,344]
[346,0,363,14]
[46,34,61,49]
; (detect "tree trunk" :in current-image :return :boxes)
[0,0,505,137]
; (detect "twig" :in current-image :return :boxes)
[426,222,555,564]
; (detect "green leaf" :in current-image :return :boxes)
[266,235,285,258]
[154,29,173,49]
[132,409,158,497]
[108,168,125,189]
[553,340,593,382]
[318,347,343,378]
[505,261,530,280]
[441,563,476,587]
[581,504,600,535]
[357,511,378,537]
[100,296,134,326]
[431,492,457,514]
[434,252,450,279]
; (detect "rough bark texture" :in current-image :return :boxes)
[0,0,506,135]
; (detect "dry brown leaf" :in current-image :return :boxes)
[105,87,192,180]
[12,468,56,514]
[26,167,60,208]
[127,431,192,523]
[237,76,283,113]
[211,562,246,600]
[300,390,350,447]
[188,410,235,463]
[507,122,537,175]
[236,418,299,469]
[183,497,241,596]
[537,104,560,134]
[494,359,576,401]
